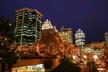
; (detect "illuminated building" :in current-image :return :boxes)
[14,8,43,45]
[59,26,73,43]
[75,29,85,46]
[105,32,108,48]
[42,19,58,32]
[83,42,104,55]
[12,64,45,72]
[42,19,53,30]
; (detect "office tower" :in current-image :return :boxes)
[105,32,108,48]
[75,29,85,46]
[59,26,73,43]
[14,8,43,45]
[42,19,58,32]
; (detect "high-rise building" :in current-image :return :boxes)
[14,8,43,45]
[75,29,85,46]
[105,32,108,48]
[42,19,58,32]
[59,26,73,43]
[42,19,53,30]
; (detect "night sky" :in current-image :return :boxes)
[0,0,108,42]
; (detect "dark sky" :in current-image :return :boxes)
[0,0,108,42]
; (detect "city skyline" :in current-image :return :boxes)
[0,0,108,42]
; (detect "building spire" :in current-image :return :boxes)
[42,19,54,30]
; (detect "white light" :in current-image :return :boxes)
[72,55,76,60]
[1,43,4,45]
[35,64,44,68]
[9,23,12,26]
[5,38,7,41]
[93,55,98,59]
[0,58,2,60]
[83,55,87,59]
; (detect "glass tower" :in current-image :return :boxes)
[14,8,43,45]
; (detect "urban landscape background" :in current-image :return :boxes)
[0,0,108,72]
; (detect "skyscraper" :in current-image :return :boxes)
[59,26,73,43]
[105,32,108,48]
[42,19,53,30]
[14,8,43,45]
[42,19,58,32]
[75,29,85,46]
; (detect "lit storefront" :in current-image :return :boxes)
[12,64,45,72]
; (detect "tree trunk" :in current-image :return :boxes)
[8,63,12,72]
[1,62,5,72]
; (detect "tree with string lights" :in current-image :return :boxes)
[0,16,17,72]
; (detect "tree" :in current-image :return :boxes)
[104,49,108,69]
[0,16,17,72]
[43,58,53,69]
[37,29,75,58]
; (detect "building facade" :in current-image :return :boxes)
[42,19,58,32]
[105,32,108,48]
[42,19,53,30]
[75,29,85,46]
[59,26,73,43]
[14,8,43,45]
